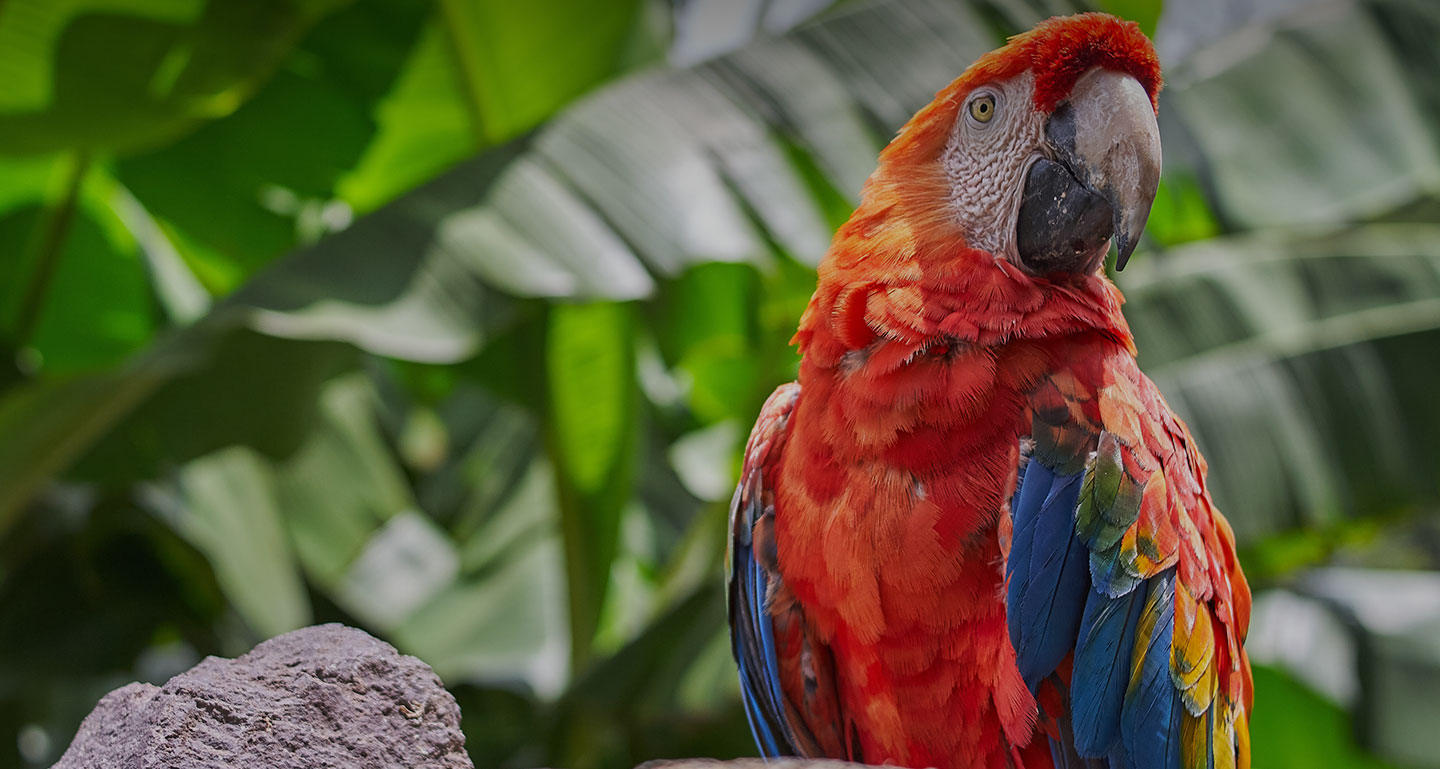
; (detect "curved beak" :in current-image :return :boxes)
[1016,69,1161,273]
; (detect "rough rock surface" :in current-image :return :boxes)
[52,623,472,769]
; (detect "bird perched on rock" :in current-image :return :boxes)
[727,13,1252,769]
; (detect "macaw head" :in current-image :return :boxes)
[867,12,1162,276]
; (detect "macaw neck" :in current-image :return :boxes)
[793,215,1135,371]
[787,209,1137,482]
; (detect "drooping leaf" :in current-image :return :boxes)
[0,329,200,537]
[228,145,527,362]
[0,317,353,539]
[0,0,346,155]
[111,0,431,288]
[69,329,356,485]
[392,520,570,697]
[274,375,416,589]
[152,447,312,638]
[1158,0,1440,230]
[547,301,639,667]
[1123,224,1440,542]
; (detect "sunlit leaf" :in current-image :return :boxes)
[0,158,157,376]
[434,0,648,146]
[1249,664,1401,769]
[1145,172,1219,246]
[334,17,473,214]
[1097,0,1163,36]
[548,303,637,498]
[338,0,657,213]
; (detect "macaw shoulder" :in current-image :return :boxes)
[1030,340,1248,625]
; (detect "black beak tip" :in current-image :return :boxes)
[1114,233,1137,272]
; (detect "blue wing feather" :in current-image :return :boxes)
[752,555,788,729]
[738,651,782,756]
[1006,459,1050,646]
[1008,459,1090,691]
[733,517,792,759]
[1121,570,1179,769]
[1071,582,1146,756]
[730,384,854,761]
[1016,470,1088,688]
[731,478,800,760]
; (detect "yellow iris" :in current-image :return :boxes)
[969,94,995,123]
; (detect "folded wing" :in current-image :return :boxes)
[1006,354,1253,769]
[727,383,849,760]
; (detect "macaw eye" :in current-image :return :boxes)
[968,94,996,123]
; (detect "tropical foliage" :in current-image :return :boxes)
[1,1,1438,768]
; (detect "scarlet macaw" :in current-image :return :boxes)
[728,13,1252,769]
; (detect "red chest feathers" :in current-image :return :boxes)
[771,338,1050,769]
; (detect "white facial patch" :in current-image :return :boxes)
[941,72,1047,261]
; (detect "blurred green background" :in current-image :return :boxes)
[1,0,1439,767]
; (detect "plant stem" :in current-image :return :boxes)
[13,152,89,350]
[553,456,598,673]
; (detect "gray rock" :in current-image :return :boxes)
[52,623,472,769]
